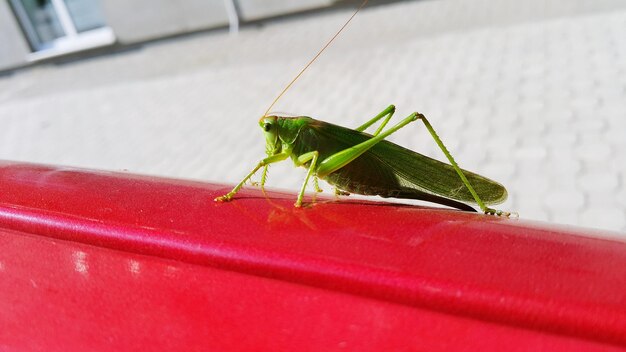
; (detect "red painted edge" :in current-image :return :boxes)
[0,161,625,347]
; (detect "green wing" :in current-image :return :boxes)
[301,119,507,205]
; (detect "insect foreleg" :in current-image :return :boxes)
[355,104,396,136]
[260,165,269,187]
[293,151,320,207]
[215,153,289,202]
[249,165,268,188]
[414,113,512,217]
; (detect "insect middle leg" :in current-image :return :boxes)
[292,151,320,207]
[312,176,323,193]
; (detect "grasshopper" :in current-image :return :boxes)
[215,0,512,216]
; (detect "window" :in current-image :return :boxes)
[11,0,115,60]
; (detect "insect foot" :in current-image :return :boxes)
[214,194,233,203]
[485,208,518,218]
[334,188,350,196]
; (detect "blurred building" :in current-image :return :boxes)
[0,0,335,71]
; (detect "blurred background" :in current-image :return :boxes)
[0,0,625,234]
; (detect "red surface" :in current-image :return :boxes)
[0,161,625,351]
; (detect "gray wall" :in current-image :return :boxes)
[100,0,230,43]
[0,1,31,71]
[0,0,337,70]
[238,0,334,20]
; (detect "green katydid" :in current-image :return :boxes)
[214,1,512,216]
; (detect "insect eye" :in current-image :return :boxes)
[263,122,272,132]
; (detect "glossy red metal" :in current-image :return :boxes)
[0,161,625,351]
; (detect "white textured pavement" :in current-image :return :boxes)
[1,0,625,235]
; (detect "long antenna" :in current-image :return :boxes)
[262,0,368,118]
